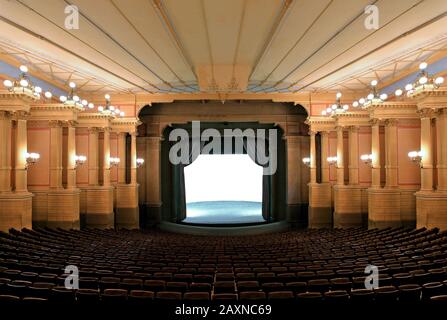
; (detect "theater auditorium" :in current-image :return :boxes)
[0,0,447,313]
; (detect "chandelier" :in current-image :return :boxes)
[395,62,444,98]
[354,80,388,108]
[2,65,52,99]
[98,94,125,117]
[59,82,91,109]
[321,92,349,116]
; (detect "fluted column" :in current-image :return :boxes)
[88,128,99,186]
[348,126,359,185]
[321,131,329,183]
[385,119,398,188]
[0,111,12,192]
[371,120,381,188]
[130,132,137,185]
[49,120,63,189]
[419,109,433,191]
[437,109,447,191]
[117,132,126,184]
[14,112,28,192]
[309,131,317,184]
[66,122,77,189]
[336,126,344,185]
[102,128,111,187]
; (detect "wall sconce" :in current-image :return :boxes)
[136,158,145,168]
[74,155,87,168]
[25,152,40,168]
[360,154,373,166]
[302,157,310,167]
[109,157,120,167]
[408,151,423,167]
[327,156,338,166]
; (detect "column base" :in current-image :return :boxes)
[286,203,308,228]
[368,188,416,229]
[47,188,81,229]
[416,191,447,230]
[308,183,332,228]
[0,192,32,232]
[80,186,114,229]
[115,184,139,229]
[333,185,367,228]
[142,203,162,227]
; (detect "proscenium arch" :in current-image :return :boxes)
[137,101,309,228]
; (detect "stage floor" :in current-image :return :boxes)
[183,201,265,224]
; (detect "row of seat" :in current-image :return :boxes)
[1,227,447,304]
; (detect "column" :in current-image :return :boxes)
[348,126,359,185]
[0,112,12,192]
[145,136,162,226]
[117,132,126,184]
[385,119,398,188]
[371,120,381,188]
[130,132,137,185]
[14,112,28,192]
[420,109,433,191]
[336,126,344,185]
[320,131,329,183]
[437,110,447,191]
[88,128,99,186]
[102,128,111,187]
[66,122,77,189]
[49,121,63,189]
[309,131,317,184]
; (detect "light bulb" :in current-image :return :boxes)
[371,80,378,86]
[336,92,342,98]
[120,111,125,117]
[380,93,388,100]
[98,106,104,112]
[405,84,413,91]
[109,105,115,111]
[19,65,28,73]
[34,86,42,93]
[88,103,94,109]
[69,82,76,88]
[73,95,80,102]
[435,77,444,85]
[81,99,88,106]
[322,110,327,116]
[326,107,332,113]
[105,94,110,100]
[352,101,359,107]
[114,109,120,115]
[20,79,28,87]
[60,95,67,102]
[343,104,349,110]
[44,91,52,98]
[331,104,337,110]
[419,76,428,85]
[367,93,374,100]
[3,79,13,87]
[395,89,403,96]
[359,98,365,104]
[419,62,428,70]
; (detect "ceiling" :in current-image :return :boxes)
[0,0,446,95]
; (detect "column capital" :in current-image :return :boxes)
[348,125,359,132]
[384,119,398,127]
[369,118,382,126]
[0,110,13,119]
[88,127,100,133]
[308,130,318,136]
[49,120,64,128]
[418,108,436,119]
[335,125,345,132]
[67,120,78,128]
